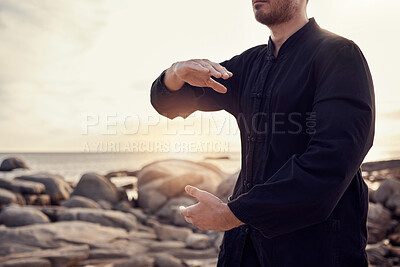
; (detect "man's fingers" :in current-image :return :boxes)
[208,61,232,79]
[179,205,190,217]
[185,185,205,200]
[184,216,193,224]
[206,78,228,94]
[191,62,211,74]
[199,62,223,79]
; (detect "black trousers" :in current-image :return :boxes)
[240,234,262,267]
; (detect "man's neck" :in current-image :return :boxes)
[269,13,309,57]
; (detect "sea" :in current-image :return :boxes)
[0,152,242,183]
[0,146,399,183]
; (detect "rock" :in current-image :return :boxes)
[114,255,155,267]
[17,173,72,204]
[386,194,400,216]
[389,233,400,246]
[153,252,184,267]
[61,196,101,209]
[0,245,89,267]
[368,203,392,243]
[148,241,186,252]
[136,159,228,213]
[114,201,133,212]
[0,258,51,267]
[366,242,390,266]
[369,188,377,203]
[88,248,131,259]
[0,188,17,205]
[105,170,138,179]
[185,233,211,249]
[58,208,138,231]
[0,205,50,227]
[155,224,192,242]
[24,194,51,206]
[72,172,120,204]
[98,200,113,210]
[156,197,196,221]
[213,232,224,251]
[0,178,45,194]
[216,170,239,202]
[127,208,148,224]
[0,157,29,172]
[168,247,218,260]
[33,205,67,222]
[0,221,129,256]
[375,178,400,205]
[138,189,168,213]
[116,187,129,202]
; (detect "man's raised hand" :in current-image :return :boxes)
[164,59,233,94]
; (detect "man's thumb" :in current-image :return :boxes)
[185,185,204,200]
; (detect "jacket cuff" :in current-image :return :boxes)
[227,197,251,225]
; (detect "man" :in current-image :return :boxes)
[150,0,375,266]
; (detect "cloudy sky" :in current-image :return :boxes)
[0,0,399,161]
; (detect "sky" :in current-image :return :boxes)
[0,0,399,161]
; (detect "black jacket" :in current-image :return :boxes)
[150,18,375,267]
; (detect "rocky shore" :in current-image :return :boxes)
[0,157,399,267]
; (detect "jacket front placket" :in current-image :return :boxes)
[244,53,277,193]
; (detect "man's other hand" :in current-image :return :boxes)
[179,185,244,231]
[164,59,233,93]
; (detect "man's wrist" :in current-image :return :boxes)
[164,63,185,92]
[221,203,245,229]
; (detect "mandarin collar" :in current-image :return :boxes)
[267,17,318,59]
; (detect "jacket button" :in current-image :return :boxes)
[250,137,256,142]
[246,182,252,188]
[244,227,249,233]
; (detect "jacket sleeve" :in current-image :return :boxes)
[227,42,375,238]
[150,46,261,119]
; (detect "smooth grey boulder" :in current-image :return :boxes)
[0,178,45,194]
[366,242,390,266]
[0,188,17,205]
[0,205,50,227]
[24,194,51,206]
[71,172,120,204]
[0,258,51,267]
[375,178,400,205]
[367,203,392,244]
[155,224,192,242]
[61,196,101,209]
[113,255,155,267]
[215,171,239,202]
[58,208,138,231]
[156,196,196,225]
[0,245,89,267]
[185,233,211,249]
[0,221,128,256]
[16,173,72,204]
[136,159,228,213]
[153,252,184,267]
[0,157,29,172]
[98,200,113,210]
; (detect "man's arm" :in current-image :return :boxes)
[150,45,265,119]
[150,57,241,119]
[227,42,375,238]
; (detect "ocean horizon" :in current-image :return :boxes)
[1,145,399,183]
